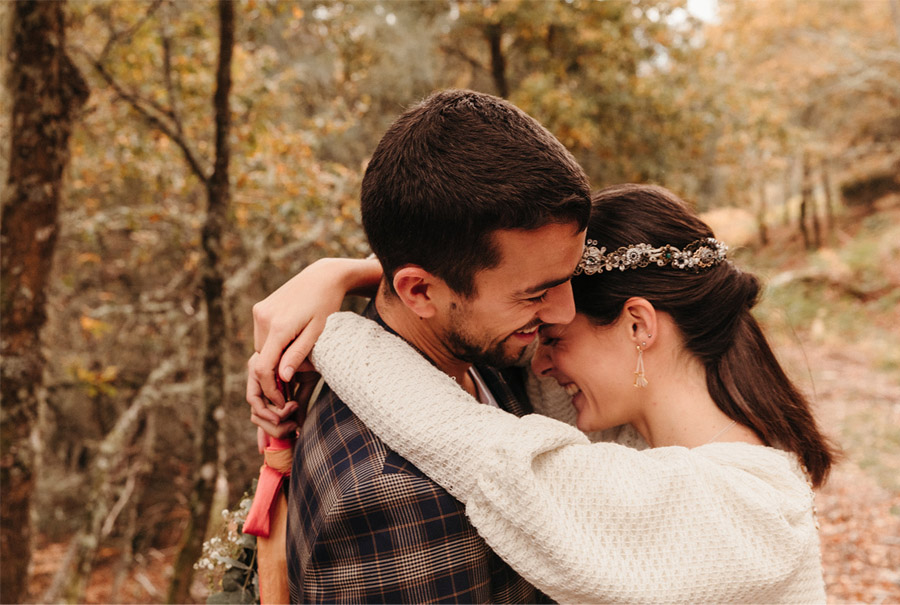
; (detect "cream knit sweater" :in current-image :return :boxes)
[311,313,826,604]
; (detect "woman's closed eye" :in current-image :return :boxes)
[540,336,559,347]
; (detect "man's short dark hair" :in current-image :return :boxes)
[361,89,591,297]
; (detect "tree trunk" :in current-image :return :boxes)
[798,153,813,249]
[110,411,157,604]
[781,159,794,227]
[167,1,234,601]
[807,159,822,248]
[756,176,769,246]
[0,2,88,602]
[485,22,508,98]
[890,0,900,44]
[811,203,822,248]
[821,159,836,239]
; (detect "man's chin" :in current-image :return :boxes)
[447,328,535,369]
[513,338,539,366]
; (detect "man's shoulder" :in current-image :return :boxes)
[298,384,454,494]
[288,365,544,604]
[299,385,386,485]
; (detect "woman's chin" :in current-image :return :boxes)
[574,409,599,433]
[574,407,613,434]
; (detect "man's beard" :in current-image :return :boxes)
[444,310,534,369]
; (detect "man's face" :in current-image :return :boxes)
[438,222,586,368]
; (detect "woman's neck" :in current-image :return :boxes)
[631,353,758,449]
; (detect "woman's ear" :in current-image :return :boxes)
[622,297,657,348]
[392,266,442,319]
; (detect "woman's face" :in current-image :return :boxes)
[531,312,641,432]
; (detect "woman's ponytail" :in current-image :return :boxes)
[707,311,838,486]
[577,184,839,487]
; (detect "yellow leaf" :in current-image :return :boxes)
[78,252,102,265]
[79,315,111,338]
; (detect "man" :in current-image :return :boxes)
[248,89,590,603]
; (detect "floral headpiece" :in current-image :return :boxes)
[574,237,728,276]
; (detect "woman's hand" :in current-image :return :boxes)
[246,257,383,421]
[247,355,320,451]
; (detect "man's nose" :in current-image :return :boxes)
[537,281,575,326]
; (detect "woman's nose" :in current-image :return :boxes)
[531,343,553,376]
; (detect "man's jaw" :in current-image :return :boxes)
[447,320,542,369]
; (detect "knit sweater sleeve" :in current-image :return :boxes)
[311,313,824,604]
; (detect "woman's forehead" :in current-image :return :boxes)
[539,323,567,337]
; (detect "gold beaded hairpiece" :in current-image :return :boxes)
[574,237,728,276]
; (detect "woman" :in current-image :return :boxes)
[256,184,837,603]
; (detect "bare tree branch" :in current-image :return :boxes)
[224,221,329,298]
[59,338,191,603]
[159,2,186,139]
[74,48,210,183]
[101,473,136,538]
[440,43,486,73]
[817,65,900,103]
[97,0,164,64]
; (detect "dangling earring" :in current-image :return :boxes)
[633,342,648,388]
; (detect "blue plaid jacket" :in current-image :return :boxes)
[286,308,545,604]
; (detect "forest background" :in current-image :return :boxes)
[1,0,898,603]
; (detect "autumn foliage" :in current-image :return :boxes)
[2,0,898,602]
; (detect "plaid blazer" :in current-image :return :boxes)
[286,308,544,604]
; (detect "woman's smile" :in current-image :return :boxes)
[563,382,581,397]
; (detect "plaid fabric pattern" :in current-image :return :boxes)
[286,309,545,604]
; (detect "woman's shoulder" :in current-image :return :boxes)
[689,442,813,506]
[693,441,801,472]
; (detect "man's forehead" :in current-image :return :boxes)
[484,224,585,279]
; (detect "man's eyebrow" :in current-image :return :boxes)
[519,275,572,296]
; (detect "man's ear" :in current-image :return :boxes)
[622,297,657,347]
[392,266,444,319]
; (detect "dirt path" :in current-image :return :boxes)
[782,341,900,603]
[819,463,900,603]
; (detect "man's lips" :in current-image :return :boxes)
[511,324,540,341]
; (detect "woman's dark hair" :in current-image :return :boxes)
[573,184,838,486]
[362,89,591,297]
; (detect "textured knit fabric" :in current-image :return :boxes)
[311,312,827,605]
[286,306,545,604]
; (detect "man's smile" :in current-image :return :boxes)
[511,324,540,342]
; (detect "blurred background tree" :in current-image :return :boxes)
[1,0,897,602]
[1,2,88,603]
